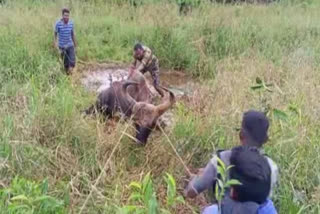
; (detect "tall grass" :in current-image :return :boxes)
[1,0,320,213]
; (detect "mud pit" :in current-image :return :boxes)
[80,63,196,128]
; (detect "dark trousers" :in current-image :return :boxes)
[59,46,76,73]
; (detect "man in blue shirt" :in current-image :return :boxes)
[54,8,77,75]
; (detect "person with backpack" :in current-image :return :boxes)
[202,145,277,214]
[184,110,279,204]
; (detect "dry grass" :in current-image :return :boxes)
[1,0,320,213]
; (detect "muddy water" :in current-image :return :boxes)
[80,64,196,127]
[81,64,195,96]
[81,65,129,93]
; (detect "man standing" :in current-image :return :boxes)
[131,43,164,97]
[54,8,77,75]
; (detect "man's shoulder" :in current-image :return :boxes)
[142,45,152,53]
[55,19,62,25]
[259,149,279,172]
[209,149,232,167]
[55,20,74,26]
[142,45,150,50]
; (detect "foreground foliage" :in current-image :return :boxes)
[1,0,320,213]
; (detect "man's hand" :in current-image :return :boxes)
[129,65,135,72]
[53,41,58,50]
[128,65,136,78]
[74,43,77,54]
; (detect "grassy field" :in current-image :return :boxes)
[1,0,320,213]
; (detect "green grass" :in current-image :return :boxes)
[1,0,320,213]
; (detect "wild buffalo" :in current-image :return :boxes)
[85,70,175,144]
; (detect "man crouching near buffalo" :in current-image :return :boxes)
[131,43,164,98]
[54,8,77,75]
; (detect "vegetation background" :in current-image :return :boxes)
[0,0,320,213]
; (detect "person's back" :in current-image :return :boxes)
[184,110,279,199]
[202,146,278,214]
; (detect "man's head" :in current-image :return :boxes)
[240,110,269,148]
[133,43,144,60]
[230,145,271,204]
[62,8,70,23]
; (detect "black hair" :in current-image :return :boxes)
[241,110,269,147]
[134,43,143,51]
[62,8,70,15]
[230,145,271,204]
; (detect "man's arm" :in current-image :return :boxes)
[54,32,58,48]
[135,48,152,73]
[184,156,218,198]
[135,60,146,73]
[54,22,58,49]
[71,30,77,48]
[131,59,137,69]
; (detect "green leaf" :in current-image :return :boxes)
[272,108,288,121]
[11,195,29,202]
[40,179,49,194]
[136,209,146,214]
[165,173,176,194]
[160,208,171,214]
[140,172,155,207]
[250,84,263,90]
[226,165,234,171]
[256,77,262,84]
[148,193,158,214]
[128,193,143,202]
[144,183,154,205]
[217,158,226,171]
[225,179,242,188]
[175,196,185,204]
[226,179,242,186]
[217,179,224,189]
[217,166,226,182]
[8,204,30,212]
[129,182,142,191]
[33,195,55,203]
[117,205,137,214]
[215,183,220,201]
[288,103,300,115]
[142,172,151,194]
[164,173,176,206]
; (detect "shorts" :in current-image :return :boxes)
[59,46,76,70]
